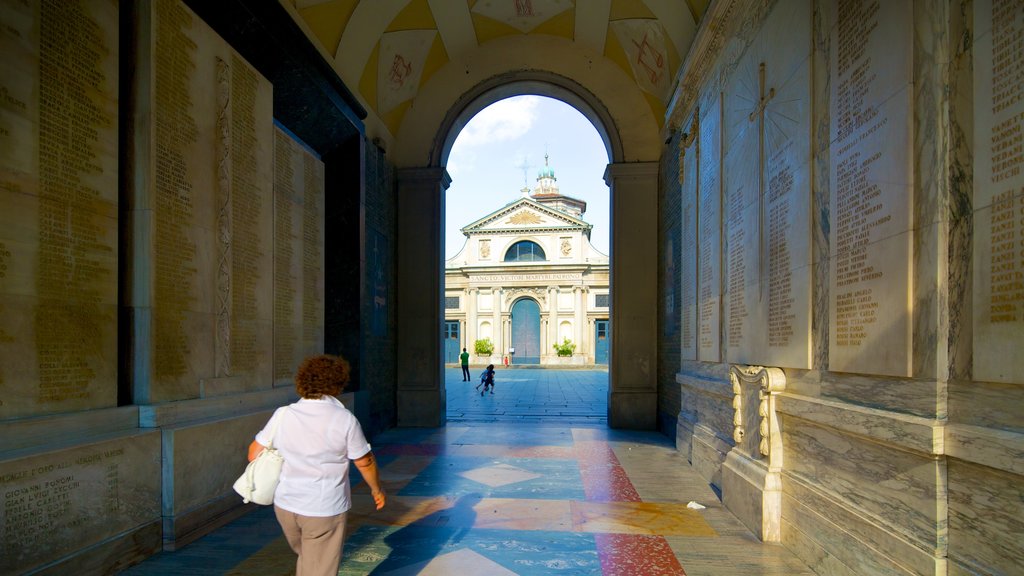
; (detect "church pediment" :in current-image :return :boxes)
[463,199,588,234]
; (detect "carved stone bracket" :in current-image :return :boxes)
[730,365,786,467]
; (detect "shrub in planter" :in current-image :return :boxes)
[553,338,576,357]
[474,338,494,356]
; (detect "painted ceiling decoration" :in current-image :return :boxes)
[609,19,674,102]
[378,29,438,114]
[471,0,575,33]
[291,0,710,137]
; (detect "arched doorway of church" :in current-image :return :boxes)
[510,298,541,364]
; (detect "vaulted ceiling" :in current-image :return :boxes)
[284,0,710,148]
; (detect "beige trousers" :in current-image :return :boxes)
[274,505,348,576]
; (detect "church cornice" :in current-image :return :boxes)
[461,197,590,235]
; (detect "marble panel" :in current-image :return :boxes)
[972,0,1024,384]
[698,95,723,362]
[827,0,914,377]
[722,0,813,369]
[691,423,730,488]
[0,431,162,574]
[948,459,1024,576]
[680,120,699,361]
[272,127,325,386]
[948,378,1024,431]
[162,411,269,518]
[131,0,274,403]
[776,393,942,455]
[722,451,780,542]
[0,0,120,419]
[945,423,1024,477]
[781,479,941,576]
[782,418,942,549]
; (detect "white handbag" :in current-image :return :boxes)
[233,409,286,505]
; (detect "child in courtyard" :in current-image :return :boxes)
[476,364,496,395]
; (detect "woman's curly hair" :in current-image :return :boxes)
[295,354,350,399]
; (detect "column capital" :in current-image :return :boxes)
[603,161,659,185]
[397,166,452,189]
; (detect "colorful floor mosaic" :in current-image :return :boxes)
[121,370,815,575]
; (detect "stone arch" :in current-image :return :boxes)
[428,71,624,168]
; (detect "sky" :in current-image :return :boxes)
[444,95,611,260]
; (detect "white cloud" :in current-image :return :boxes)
[452,96,541,148]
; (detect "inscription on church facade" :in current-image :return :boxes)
[973,0,1024,383]
[828,0,913,377]
[0,0,118,417]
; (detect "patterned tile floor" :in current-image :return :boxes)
[120,369,815,575]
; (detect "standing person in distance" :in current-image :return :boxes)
[248,354,386,576]
[460,347,471,381]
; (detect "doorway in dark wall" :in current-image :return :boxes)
[595,319,609,365]
[510,298,541,364]
[443,321,460,363]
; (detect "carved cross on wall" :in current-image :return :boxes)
[748,62,775,297]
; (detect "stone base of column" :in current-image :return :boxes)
[608,390,657,429]
[397,389,445,427]
[722,449,781,542]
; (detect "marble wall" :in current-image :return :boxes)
[1,0,334,570]
[665,0,1024,574]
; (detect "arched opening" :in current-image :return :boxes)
[396,71,660,429]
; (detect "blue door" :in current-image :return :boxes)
[594,319,609,365]
[444,321,460,363]
[510,299,540,364]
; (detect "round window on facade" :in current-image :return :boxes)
[504,240,546,262]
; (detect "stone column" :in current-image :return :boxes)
[396,167,450,426]
[492,289,502,361]
[605,162,658,428]
[466,287,478,355]
[548,286,559,353]
[574,286,585,356]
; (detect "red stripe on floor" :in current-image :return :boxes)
[575,441,641,502]
[595,533,686,576]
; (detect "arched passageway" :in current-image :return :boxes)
[394,73,660,429]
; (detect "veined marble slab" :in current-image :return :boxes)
[722,0,812,369]
[272,127,325,386]
[0,0,120,418]
[130,0,275,403]
[972,0,1024,384]
[698,95,723,362]
[680,113,699,361]
[0,431,162,574]
[827,0,914,377]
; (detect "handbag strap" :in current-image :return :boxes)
[264,407,288,449]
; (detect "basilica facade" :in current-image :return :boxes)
[444,157,609,365]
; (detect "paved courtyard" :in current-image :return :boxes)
[445,367,609,425]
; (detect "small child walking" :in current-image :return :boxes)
[475,364,496,395]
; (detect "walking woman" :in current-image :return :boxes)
[248,354,386,576]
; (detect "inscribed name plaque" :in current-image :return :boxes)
[273,127,325,385]
[828,0,914,377]
[972,0,1024,384]
[132,0,274,402]
[698,95,723,362]
[680,115,699,361]
[723,0,812,369]
[0,432,161,574]
[0,0,119,418]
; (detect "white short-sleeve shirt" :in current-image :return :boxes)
[255,396,371,517]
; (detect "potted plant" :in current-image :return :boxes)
[474,338,494,358]
[553,338,576,357]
